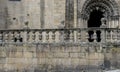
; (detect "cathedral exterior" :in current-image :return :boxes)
[0,0,120,72]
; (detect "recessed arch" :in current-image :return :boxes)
[85,3,113,16]
[81,0,119,20]
[79,0,120,42]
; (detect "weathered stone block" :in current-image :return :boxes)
[23,52,34,58]
[0,58,6,64]
[53,52,69,58]
[0,51,6,58]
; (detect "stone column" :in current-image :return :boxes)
[108,18,111,28]
[65,0,74,28]
[119,16,120,28]
[74,0,77,28]
[40,0,45,28]
[23,30,27,43]
[112,20,114,28]
[116,17,119,28]
[74,0,77,42]
[101,18,107,43]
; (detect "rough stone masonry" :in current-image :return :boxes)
[0,0,120,72]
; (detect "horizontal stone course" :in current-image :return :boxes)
[0,44,119,71]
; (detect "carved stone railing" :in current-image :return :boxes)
[0,28,120,46]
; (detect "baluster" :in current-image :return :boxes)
[107,30,111,42]
[8,31,11,42]
[20,31,23,42]
[52,31,55,42]
[114,30,117,42]
[115,30,118,42]
[18,31,23,43]
[0,32,3,43]
[27,31,30,42]
[118,30,120,42]
[32,31,36,42]
[70,30,74,42]
[77,30,81,42]
[16,32,21,42]
[106,30,108,42]
[55,31,59,43]
[112,30,115,42]
[64,31,67,42]
[93,30,97,42]
[14,31,18,42]
[117,30,120,42]
[101,29,106,43]
[23,30,27,43]
[39,31,42,42]
[1,32,3,43]
[85,30,89,42]
[59,30,64,42]
[64,30,70,42]
[46,31,49,42]
[10,32,14,43]
[13,32,18,43]
[4,32,9,43]
[34,31,39,43]
[110,30,113,42]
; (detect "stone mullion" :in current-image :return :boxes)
[65,0,69,28]
[119,16,120,28]
[65,0,74,28]
[40,0,45,28]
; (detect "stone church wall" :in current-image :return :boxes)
[1,0,120,29]
[0,0,8,29]
[0,44,119,72]
[3,0,66,29]
[0,0,120,71]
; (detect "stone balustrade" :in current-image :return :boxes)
[0,28,119,45]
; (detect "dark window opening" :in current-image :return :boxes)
[88,10,104,42]
[14,37,23,42]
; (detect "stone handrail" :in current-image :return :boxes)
[0,28,119,45]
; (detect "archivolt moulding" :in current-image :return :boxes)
[80,0,119,20]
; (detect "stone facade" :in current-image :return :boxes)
[0,0,66,29]
[1,0,120,29]
[0,0,120,72]
[0,44,120,72]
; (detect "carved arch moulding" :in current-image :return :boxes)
[79,0,119,20]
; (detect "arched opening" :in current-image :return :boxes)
[79,0,119,42]
[88,10,104,42]
[88,10,104,27]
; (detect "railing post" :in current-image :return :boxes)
[70,30,74,42]
[93,30,97,42]
[64,30,70,42]
[31,31,36,43]
[4,32,9,43]
[39,31,42,43]
[46,31,49,43]
[110,30,113,43]
[35,31,39,43]
[23,30,27,43]
[81,28,86,42]
[117,30,120,42]
[74,29,77,43]
[0,32,3,44]
[51,31,56,43]
[101,28,106,45]
[16,31,21,42]
[77,30,81,42]
[10,32,14,43]
[114,30,117,42]
[59,30,64,43]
